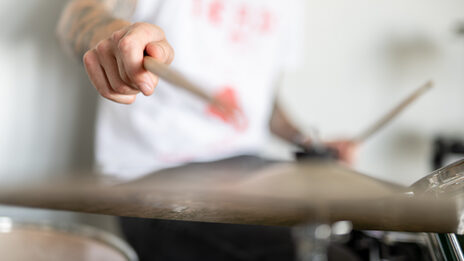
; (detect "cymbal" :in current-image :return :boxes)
[0,156,459,234]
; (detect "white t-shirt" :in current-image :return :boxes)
[95,0,305,180]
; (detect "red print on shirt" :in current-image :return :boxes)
[259,10,274,33]
[207,87,248,131]
[191,0,277,44]
[208,0,224,25]
[237,5,248,26]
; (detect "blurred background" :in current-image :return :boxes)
[1,0,464,233]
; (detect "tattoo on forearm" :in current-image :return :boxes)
[58,0,137,59]
[96,0,137,19]
[76,16,115,58]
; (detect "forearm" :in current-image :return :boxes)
[57,0,137,59]
[269,102,306,146]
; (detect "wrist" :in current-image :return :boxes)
[89,18,131,49]
[292,133,311,148]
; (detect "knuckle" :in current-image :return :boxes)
[135,22,165,39]
[118,70,135,85]
[112,84,123,93]
[120,72,131,84]
[118,37,136,52]
[96,40,110,54]
[132,22,146,28]
[82,51,94,67]
[114,84,130,94]
[126,68,143,81]
[153,25,165,38]
[111,30,124,42]
[134,22,152,31]
[125,71,137,82]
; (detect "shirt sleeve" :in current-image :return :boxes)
[280,0,306,72]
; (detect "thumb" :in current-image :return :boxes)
[146,41,175,64]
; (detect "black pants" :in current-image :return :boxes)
[119,217,295,261]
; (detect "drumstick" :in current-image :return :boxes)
[143,56,241,121]
[354,80,433,143]
[143,56,214,103]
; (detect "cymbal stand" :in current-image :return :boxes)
[293,223,331,261]
[293,221,352,261]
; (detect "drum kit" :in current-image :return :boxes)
[0,155,462,260]
[1,76,461,260]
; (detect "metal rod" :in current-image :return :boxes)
[447,234,464,261]
[293,223,331,261]
[425,233,446,261]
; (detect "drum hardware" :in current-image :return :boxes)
[295,146,338,161]
[292,132,345,261]
[411,156,464,261]
[440,196,462,259]
[291,222,434,261]
[0,156,462,261]
[429,137,464,261]
[432,137,464,170]
[425,233,445,261]
[0,156,458,233]
[433,233,464,261]
[293,223,332,261]
[292,153,461,260]
[447,234,464,261]
[293,127,339,161]
[411,158,464,198]
[331,220,353,242]
[345,231,433,261]
[293,221,352,261]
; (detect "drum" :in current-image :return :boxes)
[0,217,138,261]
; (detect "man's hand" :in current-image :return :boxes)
[83,22,174,104]
[325,140,358,166]
[298,138,358,165]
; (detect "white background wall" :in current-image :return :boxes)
[0,0,109,228]
[276,0,464,186]
[0,0,464,226]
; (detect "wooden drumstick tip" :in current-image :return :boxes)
[355,80,434,143]
[420,80,434,92]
